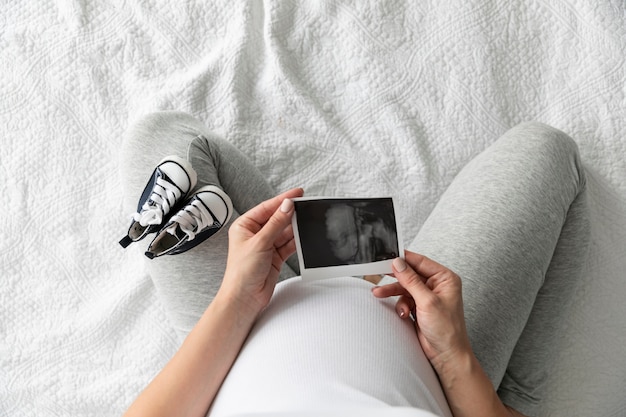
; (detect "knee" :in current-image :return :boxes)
[122,111,211,154]
[503,122,586,189]
[509,122,578,157]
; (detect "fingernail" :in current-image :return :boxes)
[393,257,407,272]
[398,308,407,318]
[280,198,294,213]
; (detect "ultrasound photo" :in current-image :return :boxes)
[292,197,403,280]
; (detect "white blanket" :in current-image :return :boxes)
[1,1,625,415]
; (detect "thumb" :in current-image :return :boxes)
[255,198,295,247]
[392,257,433,302]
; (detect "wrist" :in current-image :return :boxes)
[432,347,478,391]
[214,281,264,324]
[434,347,513,417]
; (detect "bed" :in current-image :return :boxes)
[2,1,625,415]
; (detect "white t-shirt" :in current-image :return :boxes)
[209,277,452,417]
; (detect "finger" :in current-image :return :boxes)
[254,196,298,249]
[371,282,409,298]
[392,257,435,304]
[244,188,304,227]
[403,250,451,279]
[276,236,297,262]
[271,250,286,275]
[274,224,294,249]
[395,294,416,319]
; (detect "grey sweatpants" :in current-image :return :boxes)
[120,111,589,416]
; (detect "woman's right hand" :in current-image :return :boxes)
[124,188,304,417]
[371,251,472,375]
[219,188,304,317]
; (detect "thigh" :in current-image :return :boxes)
[497,183,589,415]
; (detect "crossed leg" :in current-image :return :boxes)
[120,111,298,339]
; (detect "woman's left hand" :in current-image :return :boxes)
[371,251,472,374]
[220,188,304,316]
[371,256,528,417]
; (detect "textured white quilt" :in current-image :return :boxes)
[1,1,625,416]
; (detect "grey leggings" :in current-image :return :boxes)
[120,111,589,416]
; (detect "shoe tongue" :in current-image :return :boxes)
[166,222,200,240]
[166,223,189,239]
[139,207,162,225]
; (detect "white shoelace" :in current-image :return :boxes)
[166,198,216,241]
[132,177,182,226]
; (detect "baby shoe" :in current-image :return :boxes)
[144,185,233,258]
[119,155,197,248]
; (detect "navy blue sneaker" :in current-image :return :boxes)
[119,156,197,248]
[145,185,233,258]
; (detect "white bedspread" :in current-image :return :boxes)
[1,1,625,415]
